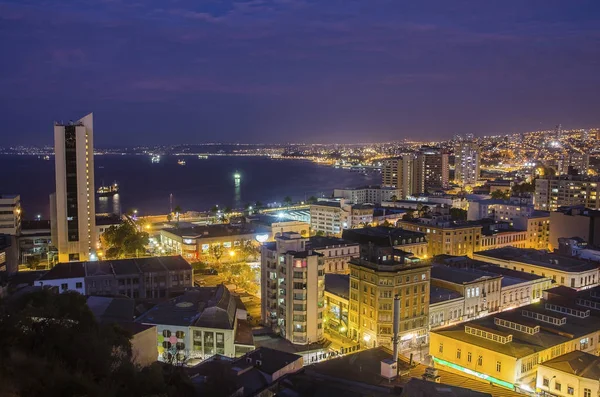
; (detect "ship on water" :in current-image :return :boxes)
[151,155,161,163]
[97,182,119,197]
[178,158,186,165]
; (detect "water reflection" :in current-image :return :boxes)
[97,194,121,215]
[234,174,241,208]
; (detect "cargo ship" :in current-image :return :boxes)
[97,182,119,196]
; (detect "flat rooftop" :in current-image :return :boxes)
[342,227,426,247]
[430,285,463,304]
[307,236,358,250]
[474,247,599,272]
[161,224,270,239]
[431,265,501,285]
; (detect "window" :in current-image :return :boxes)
[456,349,461,359]
[543,377,549,387]
[555,382,561,392]
[496,361,501,372]
[162,330,171,338]
[439,343,443,353]
[61,283,68,291]
[567,386,574,395]
[175,331,185,339]
[75,282,82,289]
[584,388,591,397]
[477,356,482,366]
[467,352,472,363]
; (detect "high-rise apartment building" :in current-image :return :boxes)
[51,113,96,263]
[348,256,431,350]
[534,175,600,211]
[454,135,480,186]
[381,155,423,198]
[309,200,373,236]
[0,194,21,235]
[416,149,449,190]
[261,233,325,345]
[557,151,590,175]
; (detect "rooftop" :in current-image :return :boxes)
[247,214,298,226]
[324,274,349,300]
[474,247,599,272]
[293,347,521,397]
[86,295,135,324]
[307,236,358,250]
[430,286,463,304]
[136,285,237,329]
[540,350,600,380]
[432,300,600,359]
[161,224,270,239]
[342,226,426,247]
[38,256,192,280]
[431,265,501,285]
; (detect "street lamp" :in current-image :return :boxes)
[229,250,236,258]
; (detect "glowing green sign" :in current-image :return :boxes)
[432,357,515,390]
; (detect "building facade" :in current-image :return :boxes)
[52,113,96,262]
[136,286,254,362]
[333,186,401,205]
[549,207,600,251]
[348,257,431,350]
[397,216,482,257]
[474,247,599,291]
[309,200,373,236]
[537,351,600,397]
[0,195,21,236]
[35,256,193,299]
[307,236,359,274]
[261,233,325,345]
[535,176,600,211]
[454,135,480,186]
[417,148,450,190]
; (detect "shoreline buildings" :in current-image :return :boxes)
[51,113,96,262]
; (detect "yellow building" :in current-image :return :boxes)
[348,256,431,351]
[430,300,600,393]
[537,351,600,397]
[397,217,482,257]
[473,247,599,290]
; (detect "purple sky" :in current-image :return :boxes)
[1,0,600,145]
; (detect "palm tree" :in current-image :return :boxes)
[173,205,182,223]
[283,196,292,208]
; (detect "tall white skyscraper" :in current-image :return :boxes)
[51,113,96,263]
[454,134,480,186]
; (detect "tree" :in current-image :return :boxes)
[283,196,292,207]
[100,222,149,259]
[240,240,259,261]
[307,196,318,204]
[381,220,392,228]
[26,256,40,270]
[207,244,224,265]
[166,213,173,222]
[403,210,415,220]
[0,289,195,396]
[450,208,468,221]
[491,190,510,200]
[315,230,325,237]
[254,201,263,210]
[173,205,182,225]
[512,182,535,194]
[390,195,398,202]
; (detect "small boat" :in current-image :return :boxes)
[151,155,161,163]
[178,159,186,166]
[97,182,119,196]
[198,155,209,159]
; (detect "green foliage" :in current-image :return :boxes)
[26,256,40,269]
[283,196,292,206]
[491,190,510,200]
[450,208,468,221]
[390,195,398,202]
[403,210,415,220]
[221,263,259,295]
[512,182,535,194]
[315,230,325,236]
[0,289,194,396]
[101,222,149,259]
[206,244,224,264]
[307,196,318,204]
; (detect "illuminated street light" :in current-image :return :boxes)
[363,334,371,342]
[229,250,236,257]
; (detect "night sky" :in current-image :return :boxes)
[1,1,599,145]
